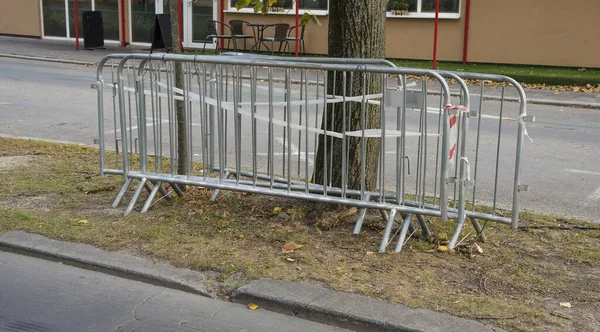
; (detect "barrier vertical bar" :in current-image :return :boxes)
[492,83,506,215]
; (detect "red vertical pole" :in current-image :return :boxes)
[120,0,126,47]
[220,0,225,50]
[74,0,80,50]
[462,0,471,64]
[432,0,439,69]
[295,0,299,56]
[178,0,184,51]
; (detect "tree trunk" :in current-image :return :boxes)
[313,0,387,191]
[168,0,187,176]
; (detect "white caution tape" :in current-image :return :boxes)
[519,113,534,143]
[461,157,471,182]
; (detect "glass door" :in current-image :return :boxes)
[129,0,161,43]
[94,0,120,41]
[68,0,92,38]
[183,0,216,49]
[41,0,121,41]
[42,0,68,37]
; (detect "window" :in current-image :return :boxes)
[42,0,67,37]
[299,0,327,11]
[41,0,121,40]
[387,0,460,18]
[421,0,459,13]
[228,0,327,14]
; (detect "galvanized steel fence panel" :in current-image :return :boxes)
[95,53,531,252]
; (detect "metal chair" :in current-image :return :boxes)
[203,20,236,53]
[259,23,291,54]
[286,25,306,54]
[229,20,254,51]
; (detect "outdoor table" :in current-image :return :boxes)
[247,23,276,52]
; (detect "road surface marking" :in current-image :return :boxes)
[565,168,600,202]
[565,168,600,176]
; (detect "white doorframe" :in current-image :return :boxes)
[128,0,160,45]
[182,0,217,49]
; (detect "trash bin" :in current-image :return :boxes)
[82,11,104,49]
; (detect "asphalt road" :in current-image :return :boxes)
[0,57,599,222]
[0,251,350,332]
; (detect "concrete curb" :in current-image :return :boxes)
[2,51,599,110]
[0,231,217,298]
[232,279,505,332]
[0,231,505,332]
[0,52,96,66]
[429,91,600,110]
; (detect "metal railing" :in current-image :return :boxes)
[95,53,531,252]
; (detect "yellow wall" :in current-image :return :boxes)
[2,0,599,67]
[468,0,600,67]
[0,0,42,37]
[225,0,600,67]
[385,16,464,61]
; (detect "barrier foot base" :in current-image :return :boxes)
[394,213,413,253]
[124,178,147,216]
[378,208,398,253]
[210,171,231,201]
[170,183,185,197]
[416,214,432,238]
[112,178,132,208]
[448,215,467,250]
[470,216,487,242]
[141,181,162,213]
[353,194,371,235]
[158,184,174,201]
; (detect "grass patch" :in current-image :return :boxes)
[389,59,600,87]
[188,49,600,87]
[1,136,599,331]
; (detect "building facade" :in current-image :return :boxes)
[1,0,599,68]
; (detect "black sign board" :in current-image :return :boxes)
[151,14,174,53]
[82,11,105,49]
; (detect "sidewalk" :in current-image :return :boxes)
[1,35,599,109]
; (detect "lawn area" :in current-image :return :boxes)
[187,50,600,87]
[389,59,600,87]
[1,137,599,331]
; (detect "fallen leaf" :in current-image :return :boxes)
[438,233,448,241]
[286,257,296,262]
[559,302,572,308]
[365,251,376,256]
[247,303,260,310]
[282,241,302,253]
[273,206,283,213]
[437,245,448,252]
[76,219,89,225]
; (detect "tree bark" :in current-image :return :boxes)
[168,0,187,176]
[313,0,387,191]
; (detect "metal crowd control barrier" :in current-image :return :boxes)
[217,54,534,248]
[94,53,530,252]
